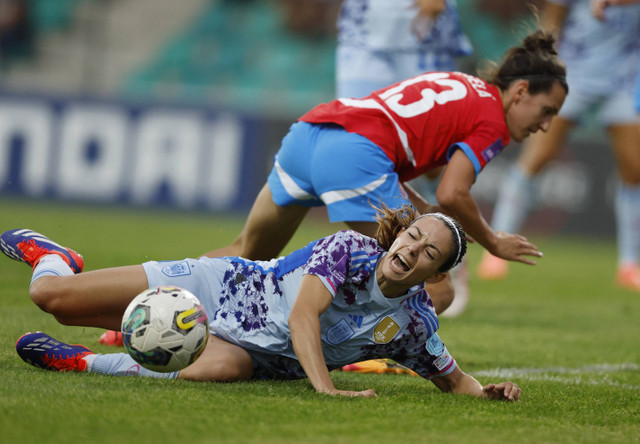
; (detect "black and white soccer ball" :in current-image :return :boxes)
[121,286,209,372]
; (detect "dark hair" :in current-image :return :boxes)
[480,29,568,95]
[374,203,467,273]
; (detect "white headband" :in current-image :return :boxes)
[413,212,463,268]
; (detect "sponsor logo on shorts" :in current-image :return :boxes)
[325,318,355,345]
[373,316,400,344]
[161,261,192,277]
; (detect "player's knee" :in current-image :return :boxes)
[29,278,69,315]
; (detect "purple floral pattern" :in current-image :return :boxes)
[303,230,382,305]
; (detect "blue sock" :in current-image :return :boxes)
[615,181,640,266]
[86,353,179,379]
[491,166,536,233]
[31,254,73,287]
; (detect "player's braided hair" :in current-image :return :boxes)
[374,203,467,273]
[479,29,568,95]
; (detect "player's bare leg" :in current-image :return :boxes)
[202,184,310,260]
[609,123,640,291]
[178,334,254,382]
[29,265,149,330]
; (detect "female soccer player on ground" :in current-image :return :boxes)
[2,205,519,400]
[201,29,568,315]
[476,0,640,291]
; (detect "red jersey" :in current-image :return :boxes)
[299,72,510,182]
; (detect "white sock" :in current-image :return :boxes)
[491,166,536,233]
[87,353,179,379]
[31,254,73,287]
[615,181,640,266]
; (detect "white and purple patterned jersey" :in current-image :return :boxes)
[207,230,456,380]
[549,0,640,95]
[338,0,472,56]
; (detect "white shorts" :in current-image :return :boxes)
[336,45,458,99]
[559,83,639,126]
[142,257,227,325]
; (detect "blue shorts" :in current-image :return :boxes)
[267,122,409,223]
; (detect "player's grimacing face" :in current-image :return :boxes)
[378,216,454,289]
[506,81,566,142]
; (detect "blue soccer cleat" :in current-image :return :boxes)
[16,332,92,372]
[0,229,84,274]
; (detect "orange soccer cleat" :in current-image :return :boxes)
[99,330,124,347]
[476,251,509,281]
[616,263,640,292]
[340,359,418,376]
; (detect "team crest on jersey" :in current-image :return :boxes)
[373,316,400,344]
[161,260,192,277]
[325,319,355,345]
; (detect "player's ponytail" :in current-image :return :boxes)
[479,29,568,95]
[374,203,419,251]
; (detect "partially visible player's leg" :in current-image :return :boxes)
[29,266,149,330]
[609,123,640,291]
[202,184,310,260]
[91,335,253,382]
[202,122,323,260]
[178,334,254,382]
[17,331,177,379]
[477,117,574,280]
[17,331,254,382]
[0,228,147,330]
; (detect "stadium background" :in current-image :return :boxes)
[0,0,616,237]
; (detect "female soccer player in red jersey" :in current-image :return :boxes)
[202,29,568,315]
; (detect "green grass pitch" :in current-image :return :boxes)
[0,199,638,443]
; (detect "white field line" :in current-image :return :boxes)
[472,363,640,390]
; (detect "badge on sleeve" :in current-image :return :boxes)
[425,333,445,356]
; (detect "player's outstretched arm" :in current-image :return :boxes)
[431,367,521,401]
[437,150,542,265]
[289,275,377,398]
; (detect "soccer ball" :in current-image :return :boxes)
[121,286,209,372]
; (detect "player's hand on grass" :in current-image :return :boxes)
[492,231,542,265]
[320,388,377,398]
[482,382,521,401]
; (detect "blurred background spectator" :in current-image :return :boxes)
[0,0,33,71]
